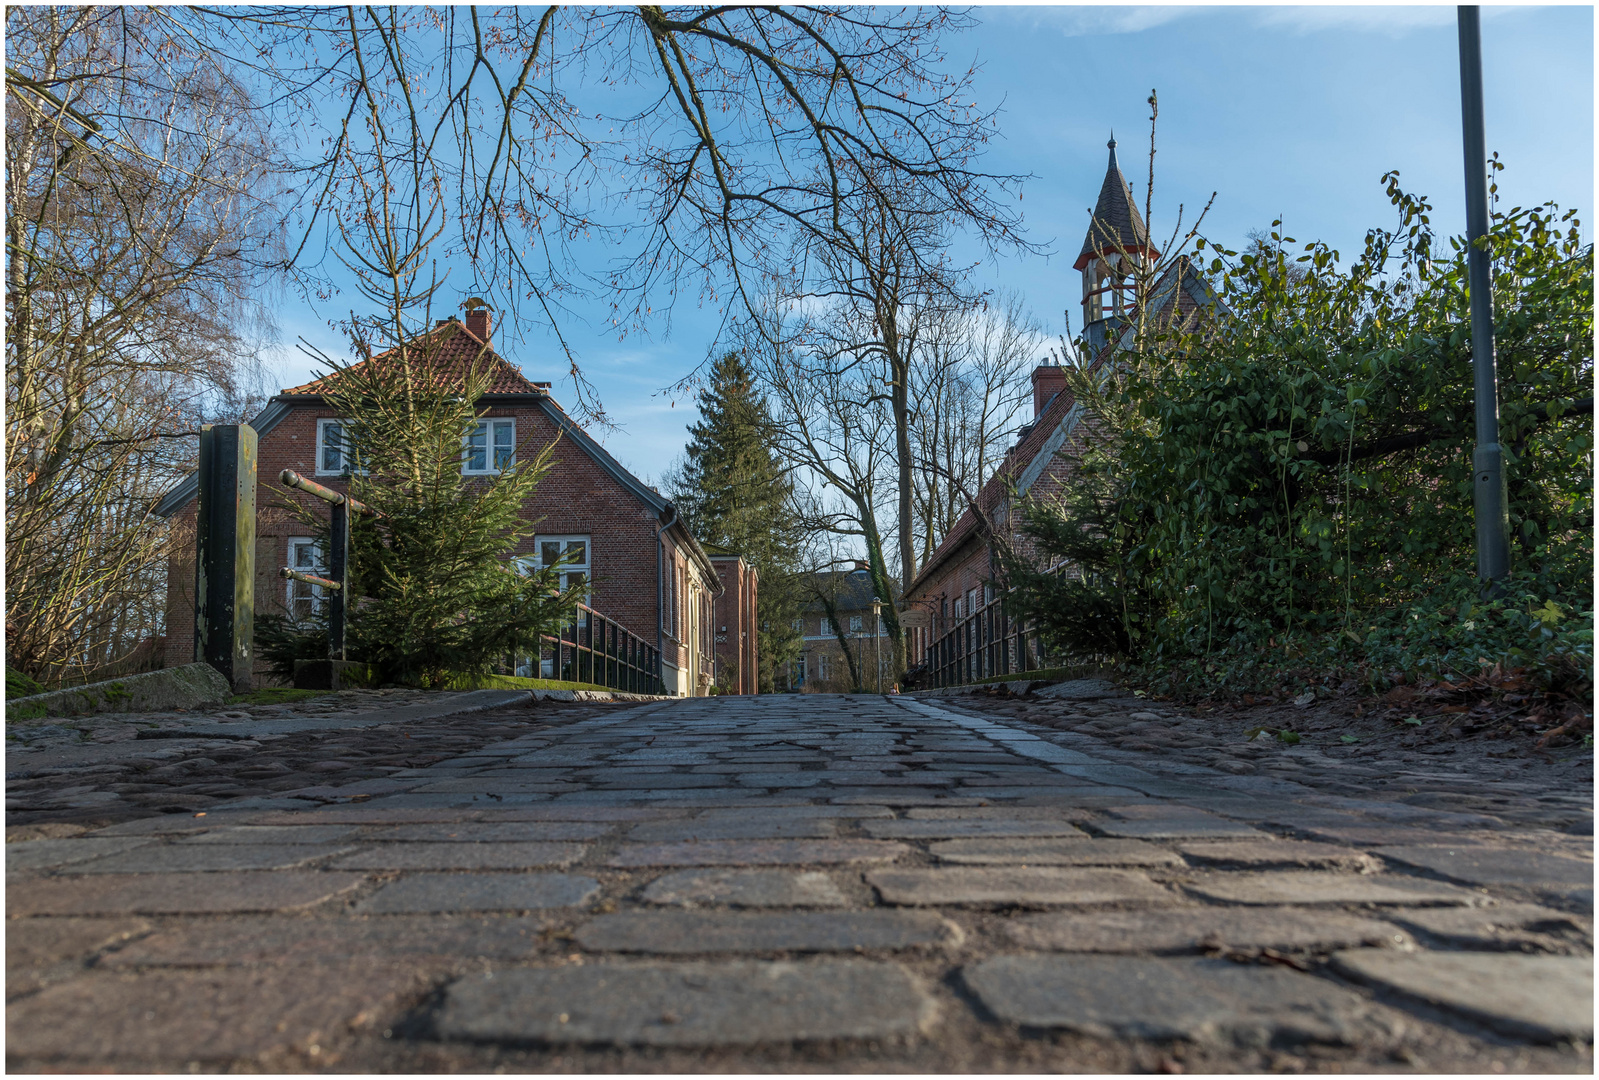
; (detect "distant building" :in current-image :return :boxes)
[902,136,1220,674]
[155,307,754,696]
[788,563,897,693]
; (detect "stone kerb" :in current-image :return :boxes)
[8,663,231,721]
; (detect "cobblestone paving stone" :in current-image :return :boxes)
[6,690,1593,1072]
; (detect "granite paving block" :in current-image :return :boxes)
[574,909,958,953]
[1331,949,1593,1041]
[1177,840,1376,871]
[6,872,368,917]
[1003,907,1408,953]
[434,959,938,1046]
[249,807,482,825]
[5,836,156,871]
[329,842,587,870]
[1185,871,1482,906]
[482,807,688,822]
[863,819,1087,840]
[607,839,908,868]
[357,873,600,913]
[928,837,1185,867]
[964,954,1398,1045]
[360,822,611,842]
[1380,901,1590,945]
[64,843,356,874]
[1097,806,1269,840]
[88,813,261,837]
[867,867,1172,906]
[641,868,848,908]
[905,806,1094,821]
[6,916,152,970]
[100,915,553,967]
[625,819,839,842]
[694,804,893,821]
[176,825,360,845]
[5,960,429,1062]
[1373,845,1595,888]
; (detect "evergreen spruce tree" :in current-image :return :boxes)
[672,351,805,691]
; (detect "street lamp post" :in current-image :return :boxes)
[870,596,882,694]
[1457,5,1512,585]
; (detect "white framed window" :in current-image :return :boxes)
[849,615,863,633]
[953,597,964,620]
[286,537,325,621]
[316,419,350,476]
[967,586,980,612]
[818,616,832,636]
[532,535,590,599]
[791,619,803,633]
[465,418,515,474]
[817,653,830,679]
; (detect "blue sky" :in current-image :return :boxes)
[266,5,1593,485]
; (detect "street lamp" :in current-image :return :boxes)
[1457,5,1511,585]
[870,596,882,694]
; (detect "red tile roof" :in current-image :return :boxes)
[282,319,542,396]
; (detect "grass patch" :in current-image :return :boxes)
[443,672,624,695]
[966,665,1103,687]
[227,688,332,707]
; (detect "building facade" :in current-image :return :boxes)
[156,308,750,696]
[902,136,1219,673]
[788,564,897,693]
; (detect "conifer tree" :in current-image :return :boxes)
[672,352,805,691]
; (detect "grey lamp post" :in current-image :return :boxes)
[1457,5,1512,584]
[871,596,882,694]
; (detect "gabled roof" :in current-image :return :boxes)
[282,319,542,396]
[904,376,1084,598]
[802,569,901,614]
[1074,137,1155,271]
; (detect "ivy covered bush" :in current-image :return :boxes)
[1008,170,1592,701]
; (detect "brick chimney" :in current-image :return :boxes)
[1031,364,1067,418]
[464,305,492,347]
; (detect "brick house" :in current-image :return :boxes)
[708,553,759,694]
[902,137,1218,670]
[155,307,750,696]
[789,564,897,693]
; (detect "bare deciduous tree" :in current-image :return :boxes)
[5,7,283,682]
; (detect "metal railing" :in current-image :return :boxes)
[516,603,662,695]
[921,599,1047,688]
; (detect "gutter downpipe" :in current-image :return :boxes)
[656,503,677,696]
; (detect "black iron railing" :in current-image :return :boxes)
[921,599,1046,688]
[517,603,662,695]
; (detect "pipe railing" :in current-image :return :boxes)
[515,602,662,695]
[919,598,1047,689]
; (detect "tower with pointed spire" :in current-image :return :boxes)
[1074,135,1158,352]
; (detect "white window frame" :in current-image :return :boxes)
[286,537,326,621]
[791,618,803,633]
[849,615,863,633]
[315,418,350,476]
[531,535,591,603]
[817,652,830,679]
[818,616,832,636]
[464,417,516,475]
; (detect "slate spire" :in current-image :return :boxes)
[1073,133,1154,271]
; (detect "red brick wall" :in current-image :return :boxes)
[711,556,759,694]
[162,398,738,689]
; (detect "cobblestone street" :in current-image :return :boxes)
[7,689,1593,1072]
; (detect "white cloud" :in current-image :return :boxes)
[1247,6,1502,38]
[1011,6,1195,38]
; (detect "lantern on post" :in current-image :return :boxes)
[870,596,883,694]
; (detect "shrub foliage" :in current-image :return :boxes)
[1006,171,1592,698]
